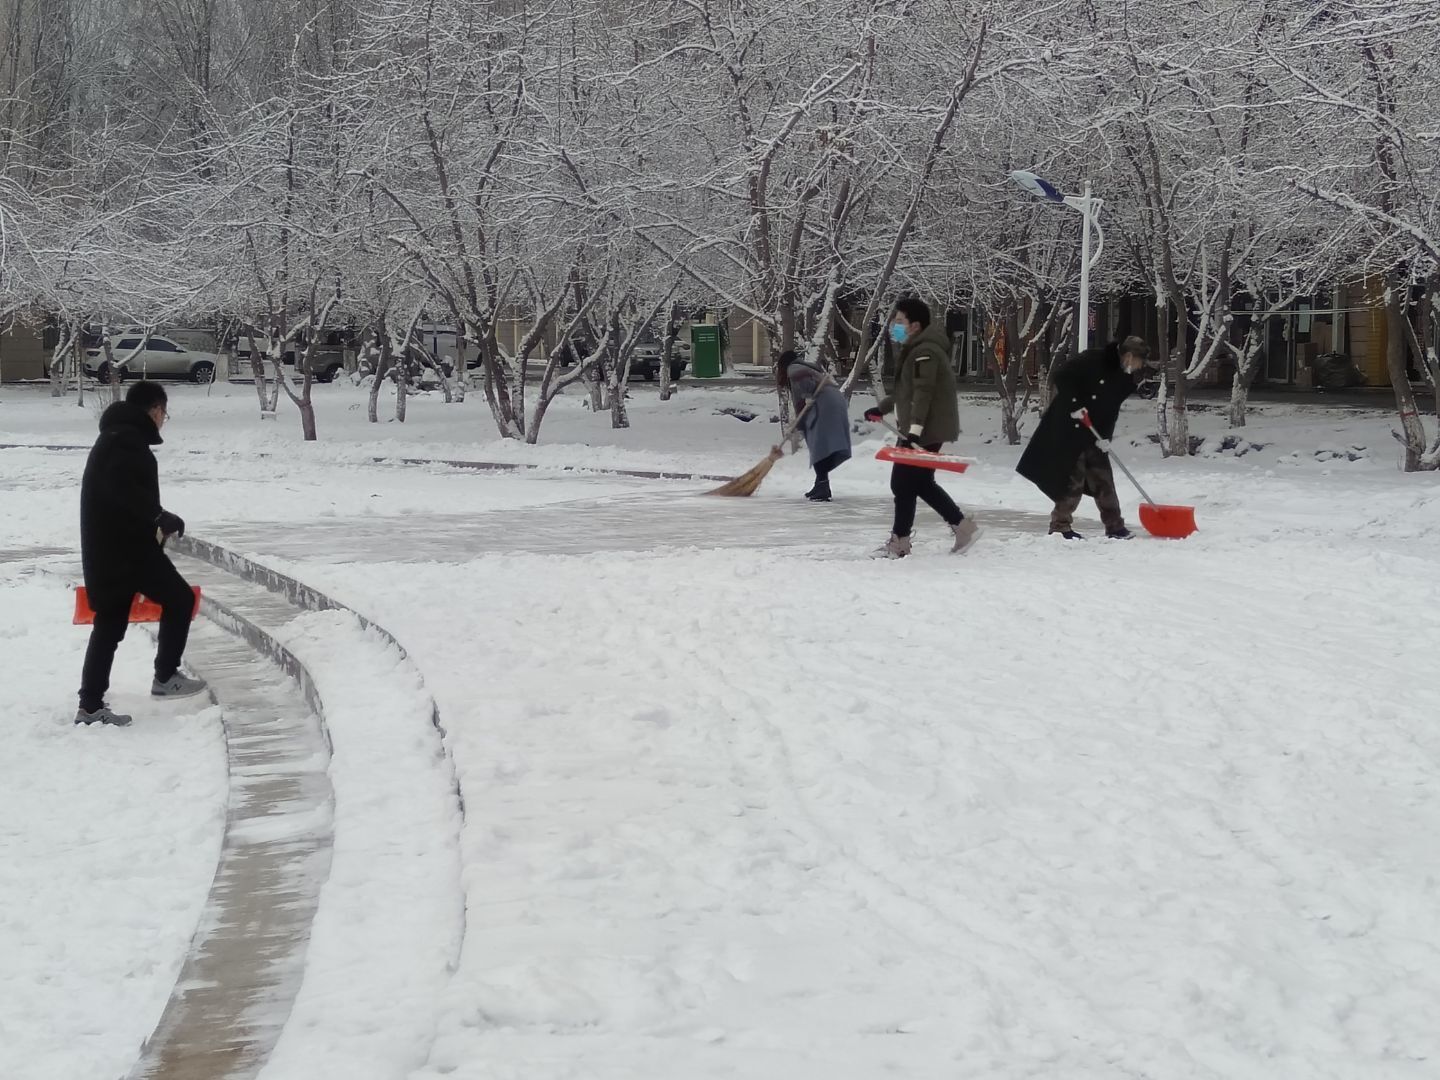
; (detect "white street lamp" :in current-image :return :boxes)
[1008,170,1105,353]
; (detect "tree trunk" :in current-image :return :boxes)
[527,394,554,444]
[1168,350,1190,457]
[1039,310,1073,411]
[1228,368,1251,429]
[866,339,886,406]
[1155,369,1170,449]
[72,334,86,405]
[93,335,122,404]
[1227,328,1264,429]
[1158,292,1192,458]
[451,338,468,403]
[252,354,272,418]
[49,323,72,398]
[477,340,522,437]
[1385,276,1427,470]
[659,303,679,402]
[367,343,389,423]
[395,362,408,423]
[264,354,282,416]
[300,398,318,440]
[991,316,1023,446]
[585,361,606,412]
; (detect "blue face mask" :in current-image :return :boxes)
[889,322,909,345]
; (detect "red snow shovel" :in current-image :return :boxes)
[1078,411,1197,539]
[872,418,973,474]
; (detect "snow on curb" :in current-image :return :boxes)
[175,537,465,1079]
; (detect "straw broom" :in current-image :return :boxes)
[707,396,815,497]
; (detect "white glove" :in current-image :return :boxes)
[908,423,925,438]
[1069,408,1087,420]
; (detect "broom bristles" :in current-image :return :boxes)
[707,449,781,496]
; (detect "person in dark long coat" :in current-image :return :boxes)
[76,381,207,726]
[1016,335,1150,539]
[779,350,851,501]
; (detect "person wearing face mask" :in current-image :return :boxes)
[1017,335,1151,539]
[862,297,979,558]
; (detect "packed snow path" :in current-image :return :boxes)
[194,489,1047,562]
[128,600,333,1080]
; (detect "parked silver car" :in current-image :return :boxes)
[84,335,218,383]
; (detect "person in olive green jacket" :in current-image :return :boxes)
[864,297,980,558]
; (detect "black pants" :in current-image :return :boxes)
[891,445,963,537]
[79,551,194,712]
[812,450,848,484]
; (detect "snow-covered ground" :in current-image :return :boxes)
[2,379,1438,1078]
[0,573,226,1080]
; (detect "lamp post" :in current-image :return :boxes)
[1008,170,1104,353]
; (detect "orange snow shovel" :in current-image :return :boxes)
[72,528,203,624]
[73,585,202,625]
[1079,411,1197,539]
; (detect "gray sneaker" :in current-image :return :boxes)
[871,533,912,559]
[151,672,208,699]
[75,705,133,727]
[950,518,982,554]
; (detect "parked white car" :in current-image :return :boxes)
[84,335,219,383]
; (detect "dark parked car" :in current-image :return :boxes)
[551,339,685,381]
[631,341,689,382]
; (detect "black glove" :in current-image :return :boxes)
[157,510,185,539]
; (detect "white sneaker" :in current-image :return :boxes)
[950,518,982,554]
[871,533,912,559]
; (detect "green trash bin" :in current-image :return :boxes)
[690,324,723,378]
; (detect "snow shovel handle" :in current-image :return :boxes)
[873,416,929,448]
[1078,410,1158,507]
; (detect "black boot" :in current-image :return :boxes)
[805,479,832,502]
[1050,528,1085,540]
[1105,527,1134,540]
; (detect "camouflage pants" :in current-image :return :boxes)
[1050,445,1126,534]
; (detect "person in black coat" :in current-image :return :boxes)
[76,381,207,725]
[1016,336,1150,539]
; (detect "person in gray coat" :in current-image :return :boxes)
[780,350,852,501]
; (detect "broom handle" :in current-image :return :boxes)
[1080,411,1158,506]
[774,395,816,451]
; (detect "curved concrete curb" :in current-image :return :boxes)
[174,534,465,817]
